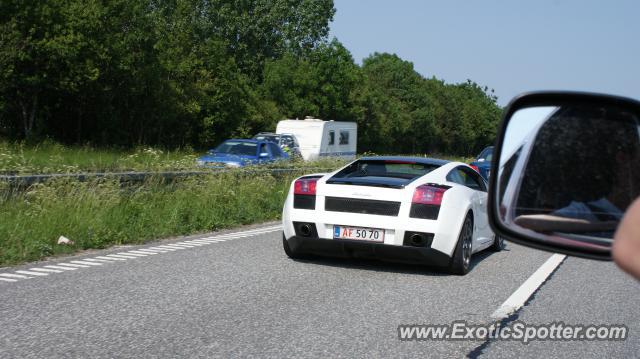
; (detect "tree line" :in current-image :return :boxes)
[0,0,502,156]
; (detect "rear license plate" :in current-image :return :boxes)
[333,225,385,242]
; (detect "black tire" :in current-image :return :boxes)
[282,234,303,259]
[449,213,473,275]
[490,234,505,252]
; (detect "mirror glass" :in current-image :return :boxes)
[496,102,640,252]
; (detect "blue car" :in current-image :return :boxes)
[469,146,493,180]
[197,139,289,168]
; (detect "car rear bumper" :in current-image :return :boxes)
[285,235,452,267]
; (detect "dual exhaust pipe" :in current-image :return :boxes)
[294,222,317,238]
[403,231,434,248]
[410,233,426,246]
[299,224,312,237]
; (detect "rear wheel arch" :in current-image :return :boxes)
[449,211,474,275]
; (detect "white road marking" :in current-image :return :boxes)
[128,250,158,255]
[206,227,280,240]
[44,265,78,271]
[186,239,221,244]
[15,270,49,277]
[179,242,204,246]
[215,232,270,240]
[165,243,197,248]
[216,227,279,237]
[113,252,142,257]
[70,260,103,266]
[27,268,63,274]
[491,254,567,319]
[95,256,126,261]
[81,258,113,263]
[245,225,282,232]
[117,252,147,257]
[56,263,91,268]
[211,237,237,241]
[0,273,33,279]
[149,246,176,251]
[106,254,137,260]
[165,245,193,249]
[1,225,282,284]
[172,242,200,247]
[157,245,184,250]
[137,248,169,253]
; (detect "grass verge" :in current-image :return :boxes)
[0,172,307,266]
[0,141,472,174]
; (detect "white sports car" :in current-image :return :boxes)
[281,156,504,274]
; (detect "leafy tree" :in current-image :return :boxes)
[0,0,501,156]
[0,0,103,140]
[359,53,428,153]
[358,53,501,156]
[199,0,336,79]
[261,38,361,121]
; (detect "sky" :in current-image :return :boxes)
[502,106,556,165]
[329,0,640,106]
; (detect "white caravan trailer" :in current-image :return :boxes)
[275,118,357,161]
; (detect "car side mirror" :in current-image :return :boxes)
[488,92,640,260]
[259,152,269,158]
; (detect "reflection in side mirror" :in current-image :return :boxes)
[489,92,640,260]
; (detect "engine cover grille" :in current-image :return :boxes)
[324,197,401,216]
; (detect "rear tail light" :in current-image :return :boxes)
[294,178,318,195]
[412,185,448,205]
[470,164,479,173]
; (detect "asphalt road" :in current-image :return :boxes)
[0,223,637,358]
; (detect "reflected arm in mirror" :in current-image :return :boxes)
[514,214,618,233]
[489,91,640,260]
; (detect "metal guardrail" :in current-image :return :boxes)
[0,167,336,187]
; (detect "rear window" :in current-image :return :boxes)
[215,141,257,156]
[331,160,440,180]
[477,147,493,162]
[253,135,279,143]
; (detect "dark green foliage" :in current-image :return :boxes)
[356,53,502,156]
[0,1,501,156]
[261,39,361,121]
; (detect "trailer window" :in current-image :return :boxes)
[328,131,335,145]
[339,130,349,145]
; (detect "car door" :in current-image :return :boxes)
[447,167,492,248]
[460,167,492,245]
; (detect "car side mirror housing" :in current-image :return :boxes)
[488,91,640,260]
[259,152,270,158]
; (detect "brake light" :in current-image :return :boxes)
[294,178,318,195]
[470,164,479,173]
[412,185,448,205]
